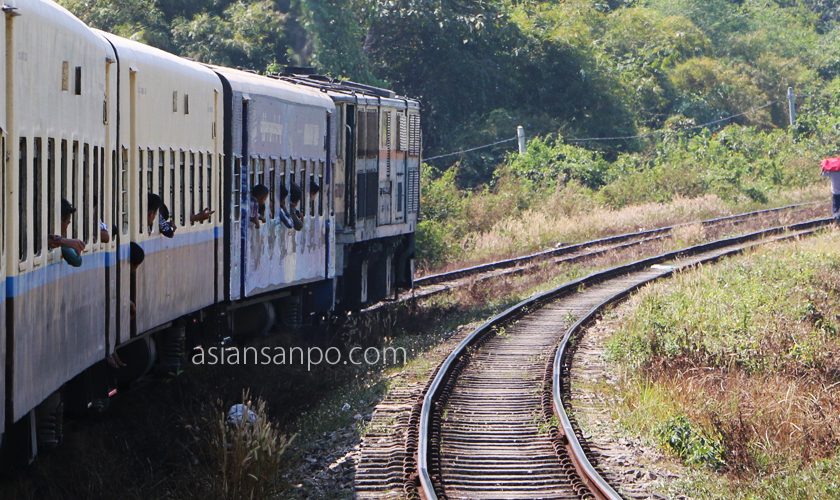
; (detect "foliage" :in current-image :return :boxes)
[657,415,726,470]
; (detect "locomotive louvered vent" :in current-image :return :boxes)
[409,115,421,157]
[398,114,409,152]
[408,169,420,213]
[385,113,392,176]
[366,110,379,157]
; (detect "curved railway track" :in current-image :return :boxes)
[415,217,831,499]
[393,202,820,305]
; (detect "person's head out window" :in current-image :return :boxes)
[252,184,269,205]
[130,242,145,271]
[290,182,302,209]
[61,198,76,237]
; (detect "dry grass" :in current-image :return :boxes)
[434,185,824,273]
[608,230,840,490]
[207,390,293,499]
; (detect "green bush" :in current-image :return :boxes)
[657,415,726,470]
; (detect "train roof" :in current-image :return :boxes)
[209,65,335,111]
[28,0,115,56]
[276,73,420,110]
[94,30,221,87]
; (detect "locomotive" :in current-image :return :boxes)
[0,0,420,460]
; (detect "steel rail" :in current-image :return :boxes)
[417,216,832,499]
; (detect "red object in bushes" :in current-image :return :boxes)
[822,157,840,172]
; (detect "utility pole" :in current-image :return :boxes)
[517,126,526,154]
[787,87,797,127]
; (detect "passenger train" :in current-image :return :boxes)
[0,0,420,460]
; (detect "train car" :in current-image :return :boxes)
[100,32,223,367]
[278,73,421,309]
[3,0,118,455]
[210,66,335,331]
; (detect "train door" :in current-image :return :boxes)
[128,68,139,337]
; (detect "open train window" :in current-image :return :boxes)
[269,158,276,218]
[279,159,286,210]
[72,141,79,238]
[167,149,176,225]
[74,66,82,96]
[206,153,213,215]
[33,138,42,256]
[197,153,204,224]
[188,152,195,226]
[148,149,154,232]
[121,147,129,234]
[233,156,241,221]
[19,138,27,261]
[158,149,165,204]
[180,150,187,226]
[92,146,99,244]
[289,161,296,212]
[47,139,55,241]
[178,151,185,226]
[138,148,144,233]
[83,144,90,244]
[318,161,324,217]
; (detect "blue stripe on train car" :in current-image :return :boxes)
[5,227,223,299]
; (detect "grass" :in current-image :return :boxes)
[605,228,840,497]
[420,185,825,274]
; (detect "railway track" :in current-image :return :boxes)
[416,217,831,499]
[355,213,833,499]
[396,202,820,305]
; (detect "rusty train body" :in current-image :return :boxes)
[0,0,420,459]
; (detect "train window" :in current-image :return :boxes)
[92,146,99,243]
[249,157,256,190]
[207,153,213,214]
[299,160,306,215]
[319,162,324,217]
[47,139,56,241]
[259,158,266,187]
[72,141,79,238]
[177,150,187,226]
[172,91,178,113]
[309,172,315,217]
[19,138,27,261]
[83,144,90,244]
[184,94,190,115]
[185,152,192,226]
[289,162,296,212]
[158,149,165,202]
[167,149,176,225]
[61,140,67,210]
[233,156,241,221]
[148,149,154,231]
[74,66,82,96]
[197,153,204,224]
[33,138,42,256]
[269,158,276,218]
[139,147,145,234]
[397,181,404,214]
[61,61,69,92]
[121,148,129,234]
[279,160,286,210]
[176,151,183,226]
